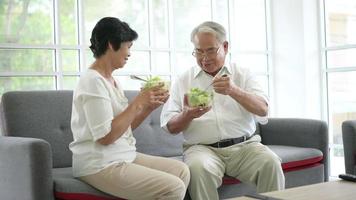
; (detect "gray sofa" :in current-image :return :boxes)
[0,90,329,200]
[342,120,356,175]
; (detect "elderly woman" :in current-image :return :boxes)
[69,17,189,200]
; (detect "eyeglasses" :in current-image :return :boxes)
[192,46,221,59]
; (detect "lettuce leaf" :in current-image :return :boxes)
[187,87,213,107]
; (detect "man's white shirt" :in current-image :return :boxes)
[160,64,269,145]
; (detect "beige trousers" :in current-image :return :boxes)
[184,135,285,200]
[79,153,190,200]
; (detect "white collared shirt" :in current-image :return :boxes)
[160,64,269,145]
[70,69,136,177]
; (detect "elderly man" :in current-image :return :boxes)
[161,21,285,200]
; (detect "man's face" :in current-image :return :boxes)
[192,32,228,76]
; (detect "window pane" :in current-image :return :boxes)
[325,0,356,46]
[0,0,53,44]
[61,50,79,72]
[85,49,95,70]
[230,0,266,51]
[0,77,55,96]
[328,71,356,176]
[0,49,54,72]
[213,0,229,41]
[82,0,149,48]
[151,0,169,48]
[116,51,150,74]
[152,52,170,74]
[63,76,79,90]
[231,54,268,74]
[172,52,196,75]
[172,0,211,49]
[59,0,77,45]
[328,71,356,144]
[327,48,356,68]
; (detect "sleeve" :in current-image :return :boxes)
[79,78,114,141]
[160,78,184,132]
[243,69,269,125]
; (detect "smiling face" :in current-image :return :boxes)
[193,32,228,76]
[108,41,133,69]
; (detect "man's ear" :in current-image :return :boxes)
[223,41,229,52]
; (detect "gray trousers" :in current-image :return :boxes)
[184,135,285,200]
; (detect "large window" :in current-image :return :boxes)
[0,0,269,95]
[322,0,356,176]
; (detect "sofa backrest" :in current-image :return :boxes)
[123,91,184,157]
[0,90,74,168]
[0,90,184,168]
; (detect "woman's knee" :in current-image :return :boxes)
[179,163,191,187]
[166,178,187,199]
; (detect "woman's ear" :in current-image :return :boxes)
[108,42,114,51]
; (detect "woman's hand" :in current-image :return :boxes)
[134,83,169,111]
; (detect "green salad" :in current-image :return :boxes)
[187,87,213,107]
[143,76,169,90]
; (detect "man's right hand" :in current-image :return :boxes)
[182,94,211,119]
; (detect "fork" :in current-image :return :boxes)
[130,75,148,82]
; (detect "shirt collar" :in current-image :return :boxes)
[193,65,232,79]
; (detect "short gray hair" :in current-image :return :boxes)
[190,21,226,44]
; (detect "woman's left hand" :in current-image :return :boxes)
[141,84,169,110]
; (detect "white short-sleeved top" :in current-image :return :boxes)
[69,69,136,177]
[160,64,269,145]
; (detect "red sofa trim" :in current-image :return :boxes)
[222,156,323,185]
[55,192,122,200]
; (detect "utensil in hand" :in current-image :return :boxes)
[130,75,148,82]
[203,74,228,91]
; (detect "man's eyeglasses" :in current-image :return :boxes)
[192,46,221,59]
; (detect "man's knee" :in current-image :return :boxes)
[187,159,210,176]
[263,155,282,172]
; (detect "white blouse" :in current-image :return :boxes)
[70,69,136,177]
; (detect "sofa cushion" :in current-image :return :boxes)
[53,145,323,199]
[53,168,122,200]
[222,145,323,185]
[267,145,323,170]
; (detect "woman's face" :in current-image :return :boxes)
[111,41,133,69]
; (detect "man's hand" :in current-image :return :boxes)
[183,94,211,119]
[212,75,239,96]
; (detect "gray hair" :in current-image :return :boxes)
[190,21,226,44]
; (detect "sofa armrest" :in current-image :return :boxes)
[342,120,356,175]
[259,118,329,181]
[0,136,54,200]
